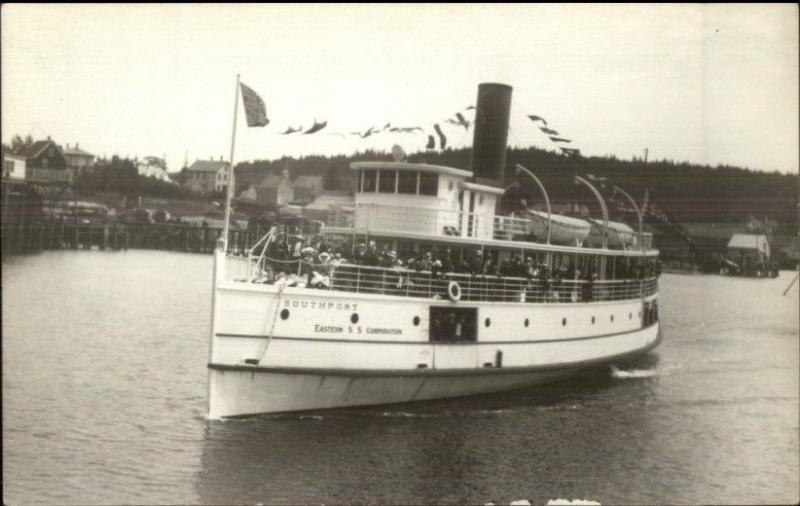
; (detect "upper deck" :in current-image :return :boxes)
[325,161,657,258]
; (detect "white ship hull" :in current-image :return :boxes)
[208,252,661,418]
[208,325,660,418]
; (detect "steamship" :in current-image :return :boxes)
[207,83,662,418]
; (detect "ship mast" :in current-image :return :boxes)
[222,74,241,251]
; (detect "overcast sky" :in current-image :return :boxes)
[2,4,798,174]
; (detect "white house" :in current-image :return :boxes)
[2,152,27,180]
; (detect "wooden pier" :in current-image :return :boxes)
[0,222,264,255]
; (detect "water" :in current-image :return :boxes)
[3,250,798,505]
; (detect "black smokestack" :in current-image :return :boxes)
[470,82,512,188]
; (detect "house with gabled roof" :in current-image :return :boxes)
[63,143,95,176]
[24,138,71,183]
[182,157,229,194]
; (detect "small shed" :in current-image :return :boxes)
[727,233,770,270]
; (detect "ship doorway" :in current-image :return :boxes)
[429,307,478,343]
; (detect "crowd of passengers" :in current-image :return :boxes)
[254,232,661,290]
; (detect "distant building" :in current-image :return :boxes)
[182,158,229,194]
[292,175,324,204]
[2,151,27,180]
[63,143,95,177]
[727,233,770,272]
[239,169,294,207]
[137,156,172,183]
[24,138,71,183]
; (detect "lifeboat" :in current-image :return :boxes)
[586,219,636,248]
[526,210,591,245]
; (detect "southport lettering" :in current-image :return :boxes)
[284,300,358,311]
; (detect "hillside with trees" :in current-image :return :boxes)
[235,147,798,226]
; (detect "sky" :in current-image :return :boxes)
[2,4,798,174]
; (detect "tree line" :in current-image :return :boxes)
[234,147,798,226]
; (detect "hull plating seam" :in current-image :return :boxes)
[208,328,662,377]
[215,322,659,345]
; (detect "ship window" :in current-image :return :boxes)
[419,172,438,196]
[378,170,396,193]
[485,318,491,327]
[398,171,417,194]
[362,170,377,192]
[413,316,420,326]
[280,309,290,320]
[591,316,595,324]
[524,318,529,327]
[350,313,359,324]
[611,315,614,322]
[562,318,567,326]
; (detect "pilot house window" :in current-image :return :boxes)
[362,170,377,192]
[378,170,396,193]
[398,171,418,194]
[419,172,438,196]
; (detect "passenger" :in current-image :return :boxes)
[441,247,454,274]
[419,252,433,272]
[431,258,444,278]
[318,251,331,272]
[379,246,393,268]
[354,242,368,265]
[469,250,483,275]
[482,257,495,276]
[364,241,380,266]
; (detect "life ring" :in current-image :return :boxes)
[447,280,462,302]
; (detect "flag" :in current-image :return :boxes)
[303,120,327,134]
[550,136,571,143]
[426,135,435,149]
[240,82,269,127]
[539,127,559,135]
[433,123,447,149]
[280,126,302,135]
[527,114,548,126]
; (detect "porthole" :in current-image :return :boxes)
[485,318,491,327]
[351,313,359,324]
[524,318,530,327]
[562,318,567,326]
[591,316,595,324]
[629,313,632,320]
[280,309,290,320]
[413,316,420,326]
[611,315,614,322]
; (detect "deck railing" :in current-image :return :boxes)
[224,254,658,303]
